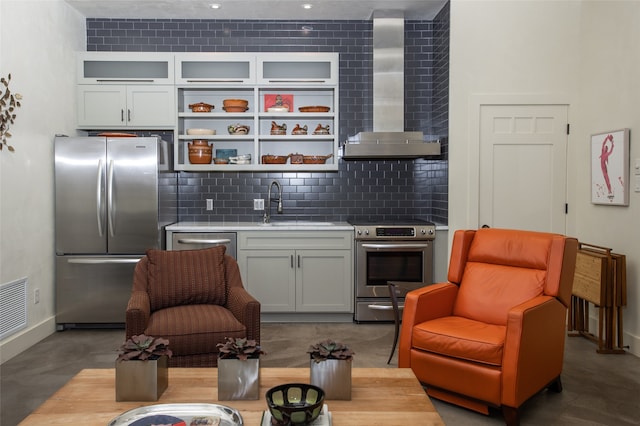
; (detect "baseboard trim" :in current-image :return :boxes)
[0,317,56,364]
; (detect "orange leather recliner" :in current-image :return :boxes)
[399,228,578,425]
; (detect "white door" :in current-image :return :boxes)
[479,105,568,233]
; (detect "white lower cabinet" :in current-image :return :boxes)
[237,231,353,314]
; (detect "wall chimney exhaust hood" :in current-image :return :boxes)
[342,10,441,159]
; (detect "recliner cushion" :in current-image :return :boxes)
[453,262,545,325]
[412,316,506,366]
[145,304,246,356]
[146,246,227,311]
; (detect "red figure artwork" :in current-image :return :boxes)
[599,134,614,198]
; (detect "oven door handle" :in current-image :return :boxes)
[361,243,430,249]
[367,304,404,311]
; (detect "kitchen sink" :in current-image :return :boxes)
[260,221,336,226]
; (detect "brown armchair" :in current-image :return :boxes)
[399,228,578,425]
[126,246,260,367]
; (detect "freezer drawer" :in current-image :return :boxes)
[170,232,237,259]
[55,255,141,328]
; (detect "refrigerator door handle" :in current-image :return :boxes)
[67,257,142,264]
[96,159,105,237]
[107,159,116,237]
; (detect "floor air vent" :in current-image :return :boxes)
[0,277,28,339]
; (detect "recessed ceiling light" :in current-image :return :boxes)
[210,3,221,9]
[303,4,313,10]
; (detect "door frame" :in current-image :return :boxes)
[466,93,572,230]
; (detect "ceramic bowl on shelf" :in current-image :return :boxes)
[267,106,290,113]
[299,106,330,113]
[187,128,216,135]
[261,154,290,164]
[223,99,249,112]
[302,154,333,164]
[188,102,214,112]
[227,124,250,135]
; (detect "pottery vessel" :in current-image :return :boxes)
[188,102,214,112]
[188,140,213,164]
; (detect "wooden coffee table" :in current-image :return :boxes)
[18,367,444,425]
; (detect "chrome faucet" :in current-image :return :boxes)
[263,179,283,223]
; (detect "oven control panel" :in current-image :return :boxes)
[354,225,435,240]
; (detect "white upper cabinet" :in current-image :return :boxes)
[78,52,174,85]
[257,53,339,85]
[77,53,175,129]
[175,53,256,85]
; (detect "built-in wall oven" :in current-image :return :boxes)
[352,220,435,322]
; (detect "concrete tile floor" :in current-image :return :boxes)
[1,323,639,425]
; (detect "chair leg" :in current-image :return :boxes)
[501,405,520,426]
[548,375,563,393]
[387,317,400,364]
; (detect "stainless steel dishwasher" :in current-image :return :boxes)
[171,232,237,258]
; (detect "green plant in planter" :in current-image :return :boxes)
[308,339,355,363]
[217,337,265,360]
[117,334,173,361]
[217,337,265,401]
[115,335,172,402]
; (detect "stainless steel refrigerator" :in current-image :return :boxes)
[54,135,176,329]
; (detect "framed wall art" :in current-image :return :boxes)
[591,128,630,206]
[264,94,293,112]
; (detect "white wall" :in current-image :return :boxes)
[0,0,85,363]
[449,0,639,356]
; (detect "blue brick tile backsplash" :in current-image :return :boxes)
[86,6,449,224]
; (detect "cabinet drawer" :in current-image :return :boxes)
[238,231,352,250]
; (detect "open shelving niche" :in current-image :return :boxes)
[175,86,338,171]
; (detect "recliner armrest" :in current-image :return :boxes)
[399,282,458,367]
[502,295,567,407]
[125,290,150,339]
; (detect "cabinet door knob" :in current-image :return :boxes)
[127,109,131,122]
[121,109,124,122]
[290,254,294,268]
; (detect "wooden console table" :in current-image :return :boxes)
[18,367,444,425]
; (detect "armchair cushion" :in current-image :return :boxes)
[145,304,246,357]
[146,246,227,311]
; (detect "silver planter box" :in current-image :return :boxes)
[310,358,352,400]
[115,356,168,402]
[217,358,260,400]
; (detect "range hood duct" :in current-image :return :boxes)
[343,10,441,159]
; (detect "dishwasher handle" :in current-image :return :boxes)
[176,238,231,245]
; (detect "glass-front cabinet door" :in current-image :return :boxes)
[175,53,256,85]
[257,53,338,85]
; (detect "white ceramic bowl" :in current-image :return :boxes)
[187,128,216,135]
